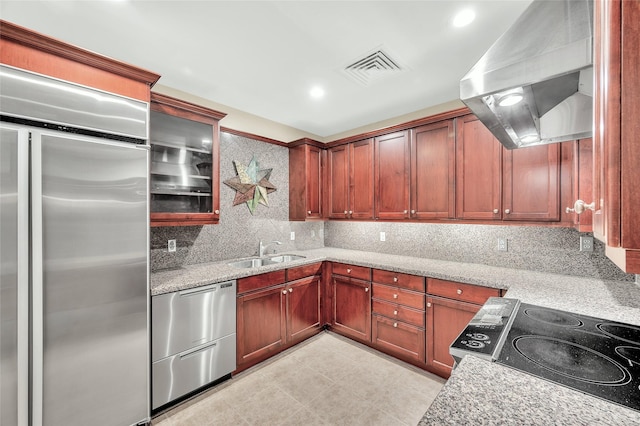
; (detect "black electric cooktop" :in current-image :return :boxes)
[497,303,640,412]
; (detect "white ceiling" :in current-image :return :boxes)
[1,0,533,139]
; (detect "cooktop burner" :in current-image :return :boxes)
[498,303,640,412]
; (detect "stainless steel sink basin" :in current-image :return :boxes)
[227,254,305,268]
[267,254,305,263]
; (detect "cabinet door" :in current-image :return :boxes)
[327,144,350,219]
[372,315,425,364]
[569,139,593,231]
[375,131,410,219]
[503,144,560,221]
[286,276,321,344]
[350,139,375,219]
[426,296,480,378]
[306,145,323,219]
[410,121,455,219]
[455,115,502,220]
[332,276,371,343]
[236,285,286,367]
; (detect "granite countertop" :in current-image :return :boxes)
[151,246,640,423]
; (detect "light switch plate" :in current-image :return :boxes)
[380,232,386,242]
[290,231,295,241]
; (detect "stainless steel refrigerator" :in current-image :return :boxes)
[1,65,150,426]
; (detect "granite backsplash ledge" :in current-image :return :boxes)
[324,221,635,281]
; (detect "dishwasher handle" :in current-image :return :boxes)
[178,283,219,296]
[179,341,218,359]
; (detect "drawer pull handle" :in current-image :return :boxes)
[393,277,398,282]
[393,322,398,328]
[393,310,398,315]
[393,294,398,299]
[179,341,217,359]
[179,283,219,296]
[347,268,351,273]
[427,302,432,308]
[457,289,463,295]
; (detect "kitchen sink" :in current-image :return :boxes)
[227,254,305,269]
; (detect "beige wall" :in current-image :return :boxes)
[153,84,465,144]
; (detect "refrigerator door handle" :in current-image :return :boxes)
[17,129,30,426]
[31,132,44,426]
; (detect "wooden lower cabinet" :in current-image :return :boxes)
[236,270,321,370]
[372,315,425,364]
[286,276,321,344]
[332,275,371,343]
[237,285,286,368]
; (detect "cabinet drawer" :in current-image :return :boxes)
[427,278,500,305]
[372,299,425,327]
[152,281,236,361]
[237,270,286,294]
[152,333,236,409]
[372,269,425,291]
[372,315,425,364]
[372,283,424,310]
[331,263,371,281]
[286,262,322,281]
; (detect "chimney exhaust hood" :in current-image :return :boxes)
[460,0,593,150]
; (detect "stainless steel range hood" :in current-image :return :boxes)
[460,0,593,149]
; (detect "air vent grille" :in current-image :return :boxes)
[343,50,402,86]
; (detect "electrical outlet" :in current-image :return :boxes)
[580,235,593,252]
[497,238,508,252]
[380,232,386,242]
[290,231,295,241]
[168,239,176,253]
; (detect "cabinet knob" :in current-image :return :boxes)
[403,210,408,214]
[349,210,353,214]
[393,310,398,315]
[493,209,499,214]
[393,294,398,299]
[365,287,369,292]
[289,288,293,293]
[572,200,596,215]
[393,322,398,328]
[307,211,311,215]
[393,277,398,282]
[347,268,351,273]
[456,289,463,295]
[282,290,287,294]
[427,302,432,308]
[214,209,220,214]
[344,210,348,215]
[504,209,510,214]
[411,209,416,215]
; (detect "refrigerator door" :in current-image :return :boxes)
[0,123,29,426]
[31,130,149,426]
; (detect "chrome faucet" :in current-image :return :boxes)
[259,240,282,257]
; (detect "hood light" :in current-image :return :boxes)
[497,92,524,107]
[520,135,540,144]
[453,9,476,27]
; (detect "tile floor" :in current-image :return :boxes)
[152,331,446,426]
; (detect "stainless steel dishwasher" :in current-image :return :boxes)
[151,280,236,410]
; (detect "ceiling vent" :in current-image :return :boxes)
[343,49,402,86]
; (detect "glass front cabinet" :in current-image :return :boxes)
[149,93,226,226]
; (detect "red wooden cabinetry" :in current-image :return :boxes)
[289,141,324,220]
[327,139,374,219]
[456,114,562,222]
[331,263,372,343]
[375,131,411,219]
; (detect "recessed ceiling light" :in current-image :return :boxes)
[453,9,476,28]
[309,86,325,99]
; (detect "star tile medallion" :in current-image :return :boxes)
[223,156,277,214]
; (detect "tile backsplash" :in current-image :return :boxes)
[151,132,633,282]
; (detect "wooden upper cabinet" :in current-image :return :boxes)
[328,139,374,219]
[455,115,503,220]
[410,120,455,219]
[503,143,560,221]
[0,20,159,102]
[593,0,640,273]
[149,93,226,227]
[327,144,350,219]
[375,131,411,219]
[289,141,324,220]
